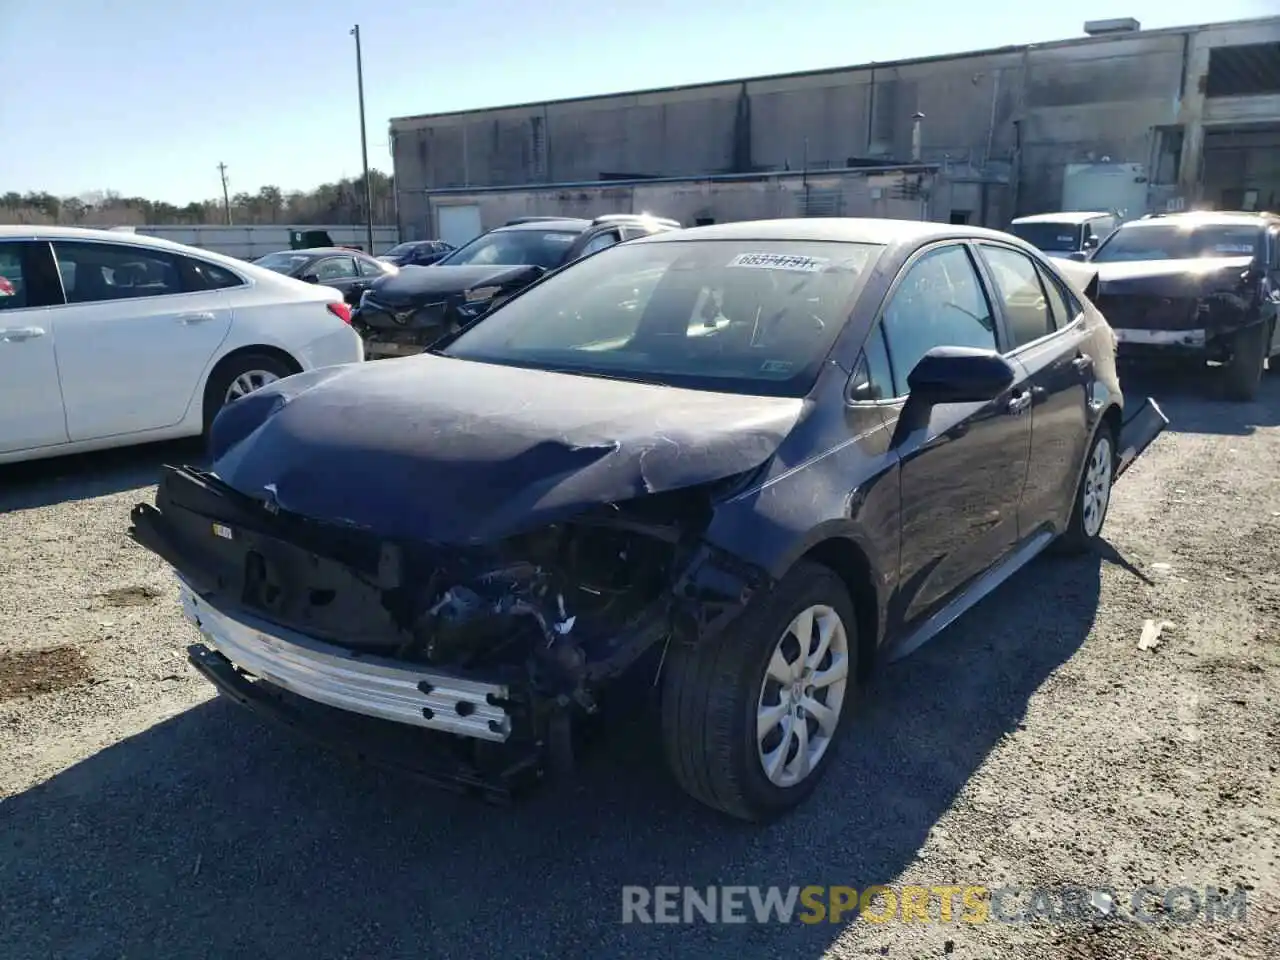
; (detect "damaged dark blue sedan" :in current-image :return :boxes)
[129,218,1167,822]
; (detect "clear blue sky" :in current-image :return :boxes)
[1,0,1272,204]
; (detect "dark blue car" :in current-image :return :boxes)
[377,240,455,267]
[130,218,1167,822]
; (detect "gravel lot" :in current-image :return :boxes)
[2,374,1278,959]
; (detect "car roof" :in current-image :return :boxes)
[1121,211,1274,229]
[0,224,263,269]
[633,217,1025,247]
[0,225,350,288]
[0,224,202,249]
[1011,212,1112,225]
[493,218,593,233]
[278,247,370,256]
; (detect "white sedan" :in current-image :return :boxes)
[0,225,364,464]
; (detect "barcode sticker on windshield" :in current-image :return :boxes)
[1213,243,1253,254]
[728,253,828,273]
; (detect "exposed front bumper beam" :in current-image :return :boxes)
[1116,396,1168,479]
[1114,327,1206,348]
[179,581,513,742]
[186,644,536,803]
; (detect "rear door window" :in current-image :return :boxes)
[0,243,29,310]
[977,244,1055,349]
[1034,262,1077,329]
[52,241,183,303]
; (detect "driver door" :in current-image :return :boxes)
[877,242,1034,627]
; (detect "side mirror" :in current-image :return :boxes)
[300,273,320,284]
[906,346,1016,405]
[1066,251,1090,263]
[1083,235,1100,250]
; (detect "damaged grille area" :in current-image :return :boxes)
[1096,294,1199,331]
[129,467,727,713]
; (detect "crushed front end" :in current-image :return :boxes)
[352,272,533,360]
[129,465,763,799]
[1095,258,1265,364]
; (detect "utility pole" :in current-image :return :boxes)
[217,162,232,224]
[350,24,375,254]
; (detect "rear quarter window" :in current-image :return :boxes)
[181,257,245,291]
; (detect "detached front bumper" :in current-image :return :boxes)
[1115,396,1169,479]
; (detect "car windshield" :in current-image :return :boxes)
[1091,222,1260,262]
[1009,222,1083,253]
[253,252,312,274]
[439,230,578,269]
[442,239,884,397]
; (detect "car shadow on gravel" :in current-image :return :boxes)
[1120,365,1280,437]
[0,439,206,511]
[0,548,1118,960]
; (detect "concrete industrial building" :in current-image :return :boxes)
[389,15,1280,245]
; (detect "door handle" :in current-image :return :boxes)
[1072,352,1093,373]
[0,326,46,342]
[177,312,217,325]
[1007,390,1032,415]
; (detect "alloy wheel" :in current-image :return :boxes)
[756,604,850,788]
[1082,435,1113,538]
[224,370,280,405]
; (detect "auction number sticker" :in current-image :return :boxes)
[728,252,828,273]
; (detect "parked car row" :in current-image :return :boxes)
[350,213,682,358]
[251,246,398,305]
[1014,209,1280,401]
[0,226,363,464]
[118,214,1173,822]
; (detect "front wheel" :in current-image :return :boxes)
[202,353,295,434]
[660,561,858,822]
[1222,323,1267,401]
[1058,425,1115,554]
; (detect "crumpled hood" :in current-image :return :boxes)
[364,264,538,306]
[1095,256,1254,296]
[207,354,805,545]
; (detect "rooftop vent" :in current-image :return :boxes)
[1084,17,1140,36]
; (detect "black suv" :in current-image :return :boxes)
[1088,210,1280,400]
[352,214,681,359]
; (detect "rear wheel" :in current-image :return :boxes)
[1058,425,1115,555]
[660,561,857,822]
[202,353,295,433]
[1222,323,1267,401]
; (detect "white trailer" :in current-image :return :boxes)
[105,224,402,260]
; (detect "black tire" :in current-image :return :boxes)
[1222,323,1267,401]
[202,352,296,434]
[660,560,858,822]
[1058,423,1116,555]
